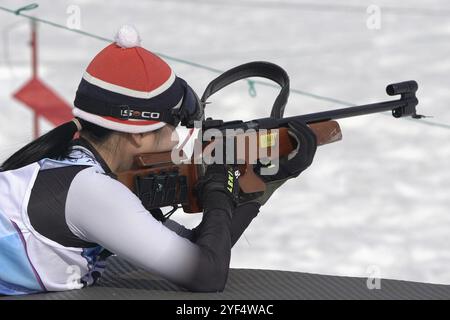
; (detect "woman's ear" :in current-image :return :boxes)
[129,133,144,148]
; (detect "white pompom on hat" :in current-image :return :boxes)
[114,24,142,48]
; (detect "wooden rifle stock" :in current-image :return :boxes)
[117,120,342,213]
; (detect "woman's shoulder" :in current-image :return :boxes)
[68,165,135,206]
[70,165,122,190]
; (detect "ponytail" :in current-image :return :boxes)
[0,118,114,172]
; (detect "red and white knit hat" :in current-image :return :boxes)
[73,25,186,133]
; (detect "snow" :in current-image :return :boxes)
[0,0,449,284]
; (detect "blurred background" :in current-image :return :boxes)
[0,0,449,284]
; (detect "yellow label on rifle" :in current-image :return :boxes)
[259,132,277,148]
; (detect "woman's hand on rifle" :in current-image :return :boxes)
[240,119,317,206]
[195,164,240,217]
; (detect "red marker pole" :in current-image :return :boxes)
[30,19,39,139]
[13,20,73,131]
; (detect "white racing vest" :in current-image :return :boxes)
[0,148,108,295]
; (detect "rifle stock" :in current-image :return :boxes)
[117,120,342,213]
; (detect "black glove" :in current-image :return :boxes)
[195,164,240,214]
[240,119,317,206]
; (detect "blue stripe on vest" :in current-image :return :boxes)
[0,213,42,295]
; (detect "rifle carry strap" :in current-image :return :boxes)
[200,61,290,119]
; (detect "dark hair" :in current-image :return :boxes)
[0,118,114,172]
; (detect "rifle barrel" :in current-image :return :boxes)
[279,99,409,126]
[206,80,419,131]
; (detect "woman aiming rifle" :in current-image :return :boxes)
[0,26,317,295]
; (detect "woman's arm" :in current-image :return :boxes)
[65,167,233,292]
[229,202,261,246]
[165,202,261,247]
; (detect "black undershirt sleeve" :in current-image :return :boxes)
[183,200,260,292]
[164,202,261,248]
[184,190,233,292]
[229,202,261,247]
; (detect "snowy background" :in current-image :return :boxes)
[1,0,449,285]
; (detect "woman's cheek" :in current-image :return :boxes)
[164,126,179,150]
[170,129,180,148]
[153,127,179,152]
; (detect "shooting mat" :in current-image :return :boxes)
[2,256,450,300]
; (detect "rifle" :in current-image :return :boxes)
[117,62,421,216]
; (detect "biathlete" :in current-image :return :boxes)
[0,25,317,295]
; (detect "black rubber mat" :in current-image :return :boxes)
[3,256,450,300]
